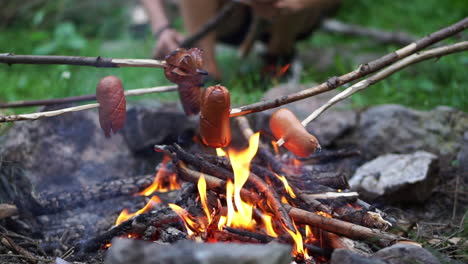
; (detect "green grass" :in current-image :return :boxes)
[1,0,467,116]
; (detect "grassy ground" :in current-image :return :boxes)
[0,0,467,116]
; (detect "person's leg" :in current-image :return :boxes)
[267,0,341,57]
[179,0,222,80]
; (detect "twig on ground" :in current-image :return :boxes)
[321,19,417,46]
[229,17,468,117]
[275,41,468,146]
[0,85,177,122]
[0,85,177,109]
[0,53,166,68]
[0,204,18,219]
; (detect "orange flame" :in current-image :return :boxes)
[271,141,280,156]
[224,132,260,230]
[139,155,180,195]
[261,213,278,237]
[316,211,333,218]
[115,196,162,226]
[284,221,309,259]
[216,148,227,157]
[198,174,212,224]
[275,174,296,198]
[305,225,317,244]
[168,203,201,237]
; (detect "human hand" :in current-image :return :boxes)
[153,28,184,59]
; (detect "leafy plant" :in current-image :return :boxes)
[33,22,86,55]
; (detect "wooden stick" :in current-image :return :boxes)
[0,204,18,220]
[276,41,468,146]
[229,17,468,117]
[321,19,417,46]
[0,85,177,122]
[0,53,166,68]
[285,204,406,248]
[0,85,177,108]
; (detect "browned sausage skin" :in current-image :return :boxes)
[200,85,232,148]
[270,108,320,158]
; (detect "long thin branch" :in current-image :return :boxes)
[276,41,468,146]
[0,85,177,123]
[300,41,468,128]
[0,85,177,108]
[0,53,166,68]
[321,19,417,46]
[229,17,468,117]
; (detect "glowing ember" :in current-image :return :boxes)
[275,64,291,78]
[271,141,280,156]
[284,221,309,259]
[139,155,180,196]
[216,148,227,157]
[260,213,278,237]
[275,174,297,198]
[281,196,290,204]
[115,196,161,226]
[316,211,333,218]
[168,203,201,237]
[224,132,260,230]
[198,174,212,224]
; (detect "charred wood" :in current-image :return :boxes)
[285,204,406,248]
[33,174,155,216]
[76,208,180,253]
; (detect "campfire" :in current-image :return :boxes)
[81,114,398,263]
[1,18,467,263]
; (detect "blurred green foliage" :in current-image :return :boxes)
[0,0,467,115]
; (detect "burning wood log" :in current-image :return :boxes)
[284,204,405,248]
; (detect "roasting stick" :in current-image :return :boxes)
[229,17,468,117]
[2,20,467,123]
[0,53,166,68]
[275,41,468,146]
[0,85,177,123]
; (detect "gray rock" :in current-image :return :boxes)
[330,249,385,264]
[374,243,441,264]
[0,109,137,191]
[355,105,468,159]
[0,102,195,193]
[259,84,357,147]
[105,238,292,264]
[457,131,468,178]
[349,151,438,202]
[123,102,197,153]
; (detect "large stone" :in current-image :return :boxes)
[0,102,195,193]
[349,151,438,202]
[123,102,197,153]
[373,243,441,264]
[0,108,137,192]
[330,249,385,264]
[331,244,442,264]
[354,105,468,159]
[258,84,357,147]
[105,238,292,264]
